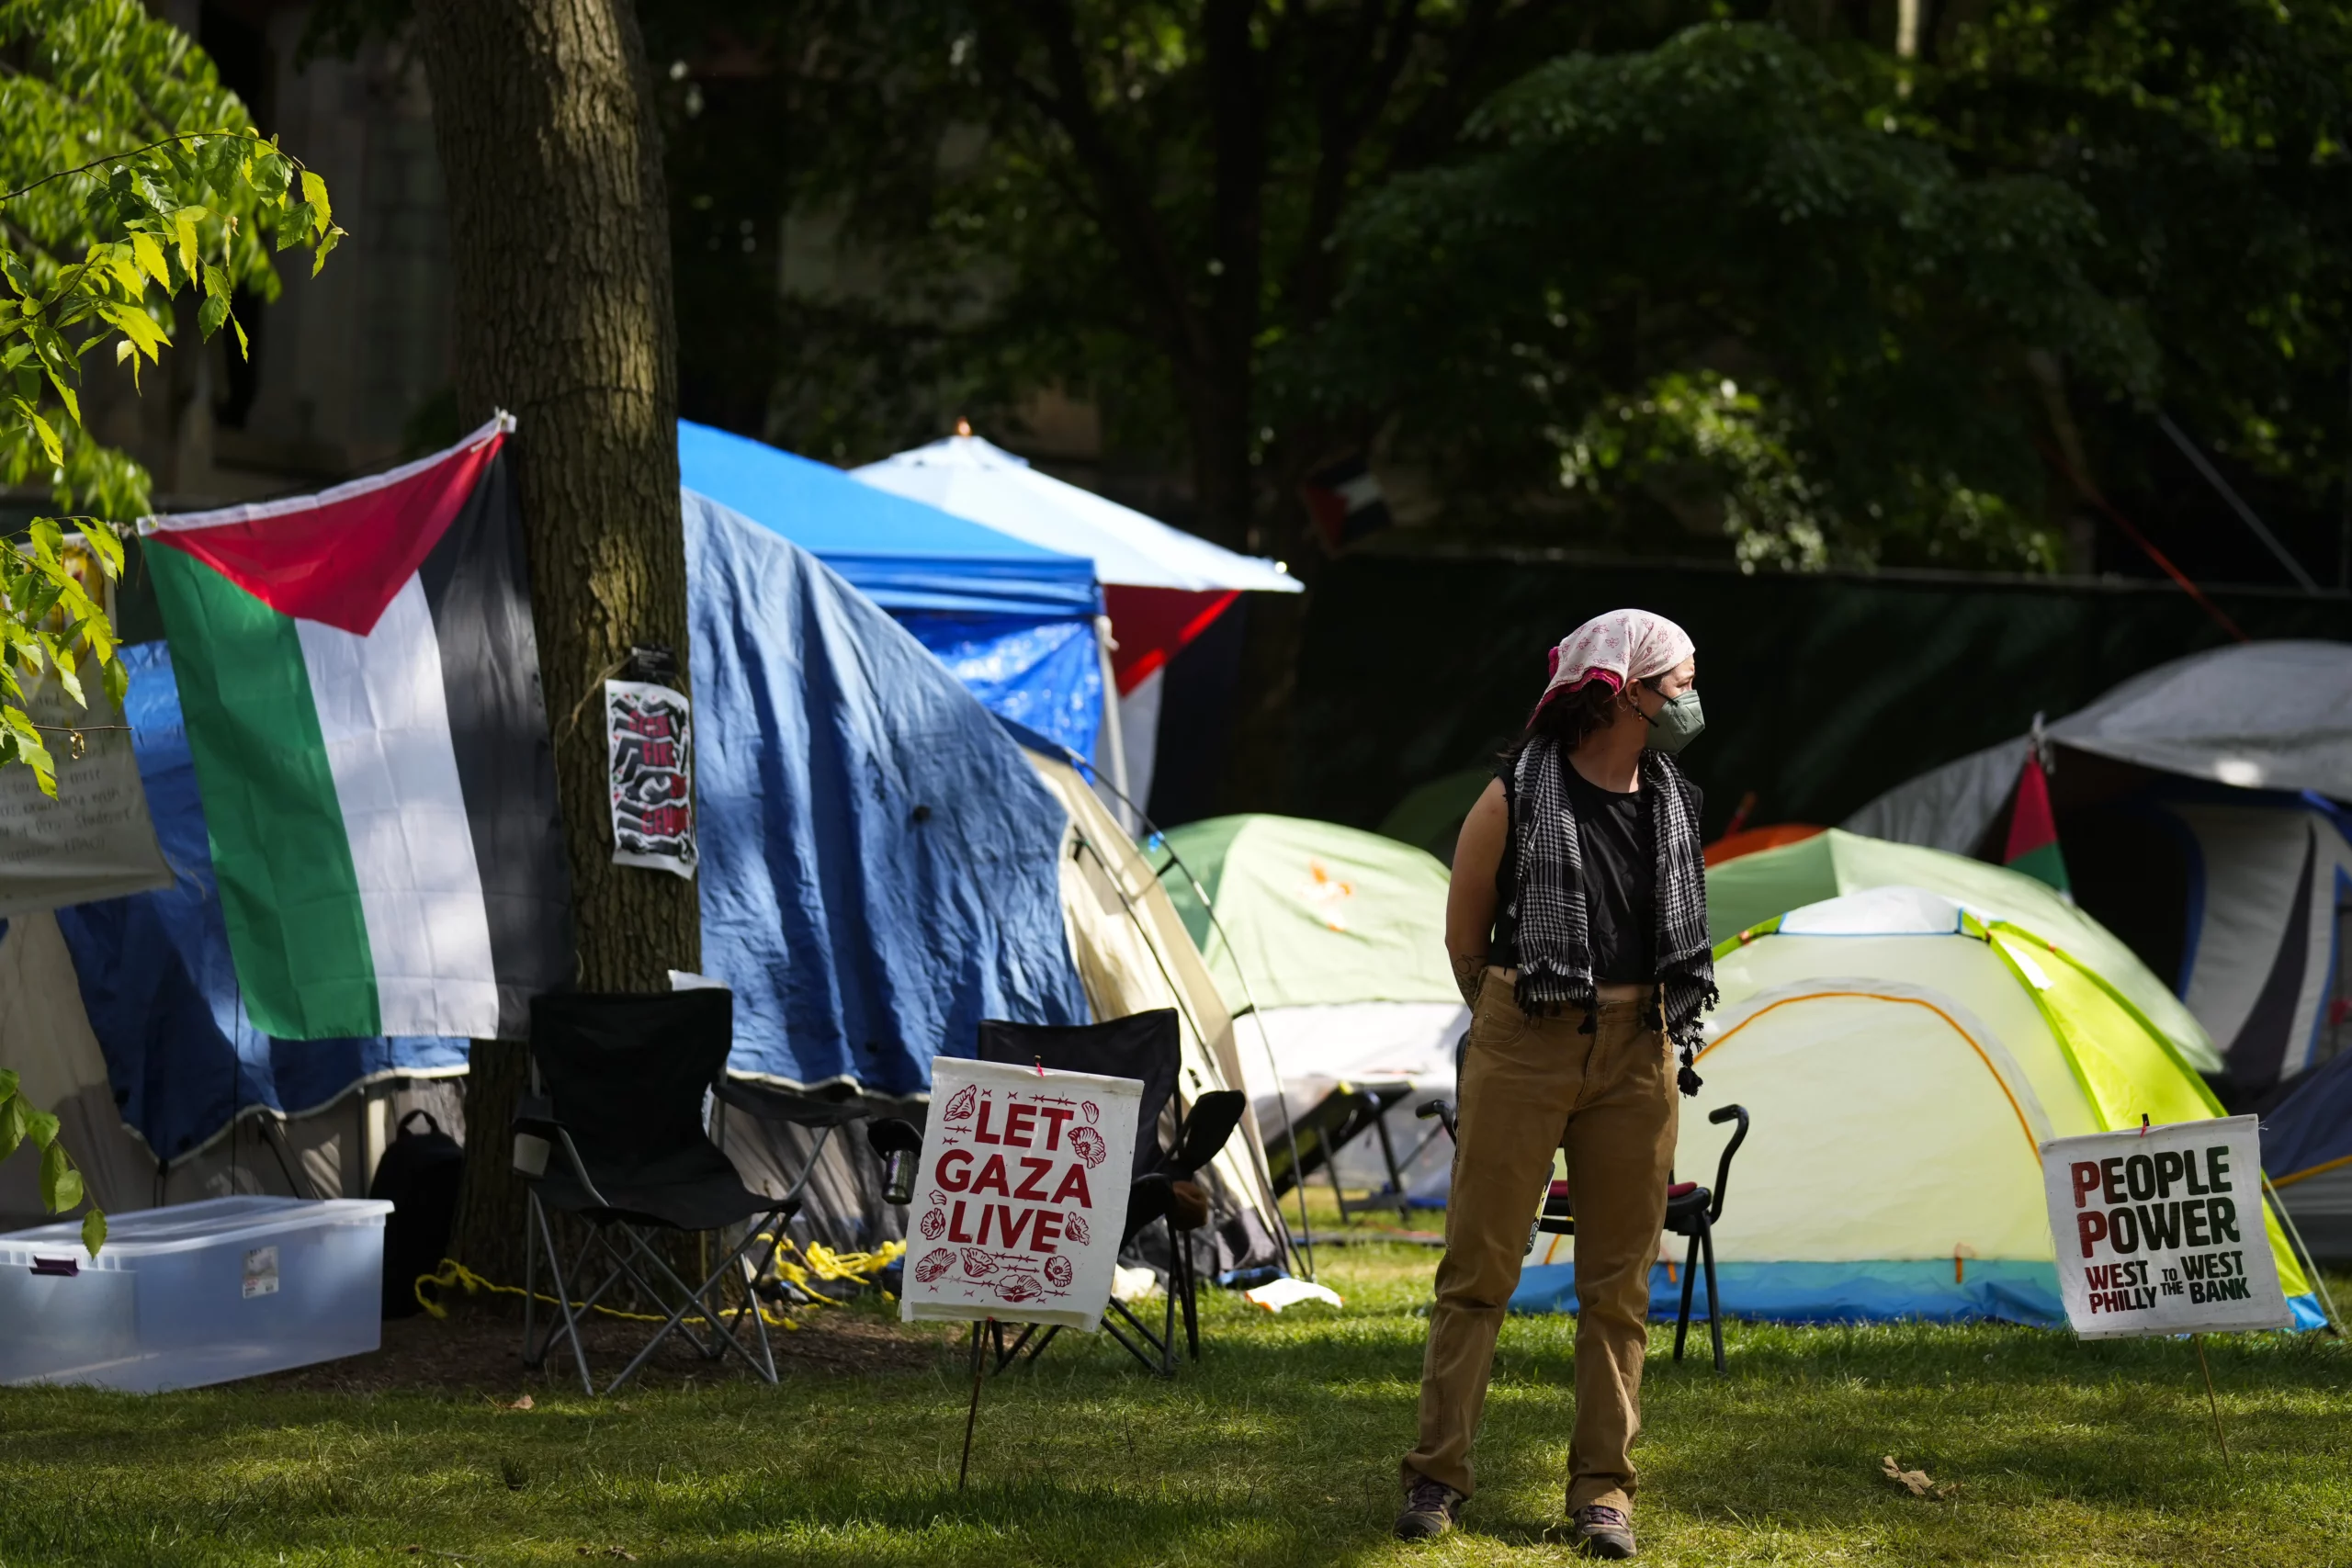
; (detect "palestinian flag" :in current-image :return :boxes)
[142,414,572,1041]
[2003,749,2072,897]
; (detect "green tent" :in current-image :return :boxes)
[1707,829,2220,1074]
[1152,815,1460,1011]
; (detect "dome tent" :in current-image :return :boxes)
[1705,828,2220,1074]
[1512,885,2322,1327]
[1151,815,1467,1204]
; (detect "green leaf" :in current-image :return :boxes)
[129,232,172,290]
[277,203,314,252]
[24,1106,59,1151]
[300,172,334,237]
[0,1070,17,1100]
[0,1092,26,1163]
[81,1208,106,1258]
[198,293,229,342]
[39,1141,80,1214]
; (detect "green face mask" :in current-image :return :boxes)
[1645,689,1705,753]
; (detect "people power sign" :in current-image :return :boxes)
[900,1058,1141,1333]
[2041,1116,2290,1338]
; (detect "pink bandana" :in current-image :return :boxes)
[1538,609,1694,709]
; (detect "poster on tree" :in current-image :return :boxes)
[605,678,695,877]
[900,1057,1142,1333]
[2041,1115,2290,1339]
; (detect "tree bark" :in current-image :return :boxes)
[413,0,695,1282]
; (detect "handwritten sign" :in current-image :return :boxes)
[605,679,695,878]
[2041,1115,2290,1338]
[899,1057,1141,1333]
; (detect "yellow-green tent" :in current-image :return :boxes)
[1514,885,2321,1327]
[1707,828,2220,1074]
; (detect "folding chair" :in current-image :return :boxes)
[1261,1078,1424,1224]
[513,991,803,1394]
[967,1010,1248,1377]
[1417,1099,1750,1373]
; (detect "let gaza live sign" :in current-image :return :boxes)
[900,1058,1141,1333]
[2041,1115,2290,1338]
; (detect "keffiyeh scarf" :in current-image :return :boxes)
[1508,737,1718,1095]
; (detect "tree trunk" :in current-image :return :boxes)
[413,0,695,1282]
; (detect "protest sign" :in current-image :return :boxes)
[900,1057,1141,1333]
[2041,1115,2290,1338]
[605,677,695,877]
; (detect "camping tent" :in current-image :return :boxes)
[0,900,465,1224]
[678,420,1109,763]
[1706,829,2220,1073]
[684,488,1091,1102]
[2262,1045,2352,1266]
[1153,815,1466,1203]
[854,430,1300,818]
[686,493,1285,1265]
[1847,641,2352,1095]
[1023,749,1291,1273]
[1511,886,2324,1326]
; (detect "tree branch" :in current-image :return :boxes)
[987,0,1207,368]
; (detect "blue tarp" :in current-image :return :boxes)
[2266,1046,2352,1185]
[678,422,1107,761]
[685,491,1090,1098]
[52,642,466,1160]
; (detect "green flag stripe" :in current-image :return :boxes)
[146,541,381,1038]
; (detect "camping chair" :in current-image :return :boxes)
[513,991,803,1394]
[965,1010,1248,1377]
[1261,1078,1426,1224]
[1417,1099,1750,1373]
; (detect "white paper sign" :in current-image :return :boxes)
[2041,1115,2290,1338]
[899,1057,1142,1333]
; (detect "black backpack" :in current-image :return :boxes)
[369,1109,466,1319]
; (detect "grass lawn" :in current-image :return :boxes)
[1,1198,2346,1567]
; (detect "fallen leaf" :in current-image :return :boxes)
[1881,1455,1960,1501]
[507,1393,535,1411]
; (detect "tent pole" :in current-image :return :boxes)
[2263,1171,2343,1337]
[1092,616,1136,837]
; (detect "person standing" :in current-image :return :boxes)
[1395,610,1716,1561]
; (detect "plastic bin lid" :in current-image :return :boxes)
[0,1196,394,1260]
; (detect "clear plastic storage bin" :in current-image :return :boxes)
[0,1196,393,1393]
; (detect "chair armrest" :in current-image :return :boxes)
[509,1095,613,1207]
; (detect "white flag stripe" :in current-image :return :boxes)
[298,575,500,1037]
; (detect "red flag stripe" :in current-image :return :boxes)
[2003,750,2060,863]
[1104,585,1240,694]
[141,414,513,637]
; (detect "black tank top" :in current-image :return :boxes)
[1491,756,1659,984]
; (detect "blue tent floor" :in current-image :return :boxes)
[1511,1259,2328,1332]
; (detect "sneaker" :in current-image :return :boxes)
[1394,1475,1462,1540]
[1572,1504,1637,1558]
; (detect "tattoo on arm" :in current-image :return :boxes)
[1451,953,1487,1010]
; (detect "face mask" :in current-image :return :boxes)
[1645,690,1705,753]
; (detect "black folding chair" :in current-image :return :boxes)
[514,991,805,1394]
[963,1010,1247,1377]
[1418,1099,1750,1373]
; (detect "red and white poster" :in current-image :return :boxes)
[2041,1115,2290,1339]
[605,678,695,878]
[900,1057,1141,1333]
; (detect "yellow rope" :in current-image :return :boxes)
[411,1237,905,1332]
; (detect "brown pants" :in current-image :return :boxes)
[1402,971,1677,1515]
